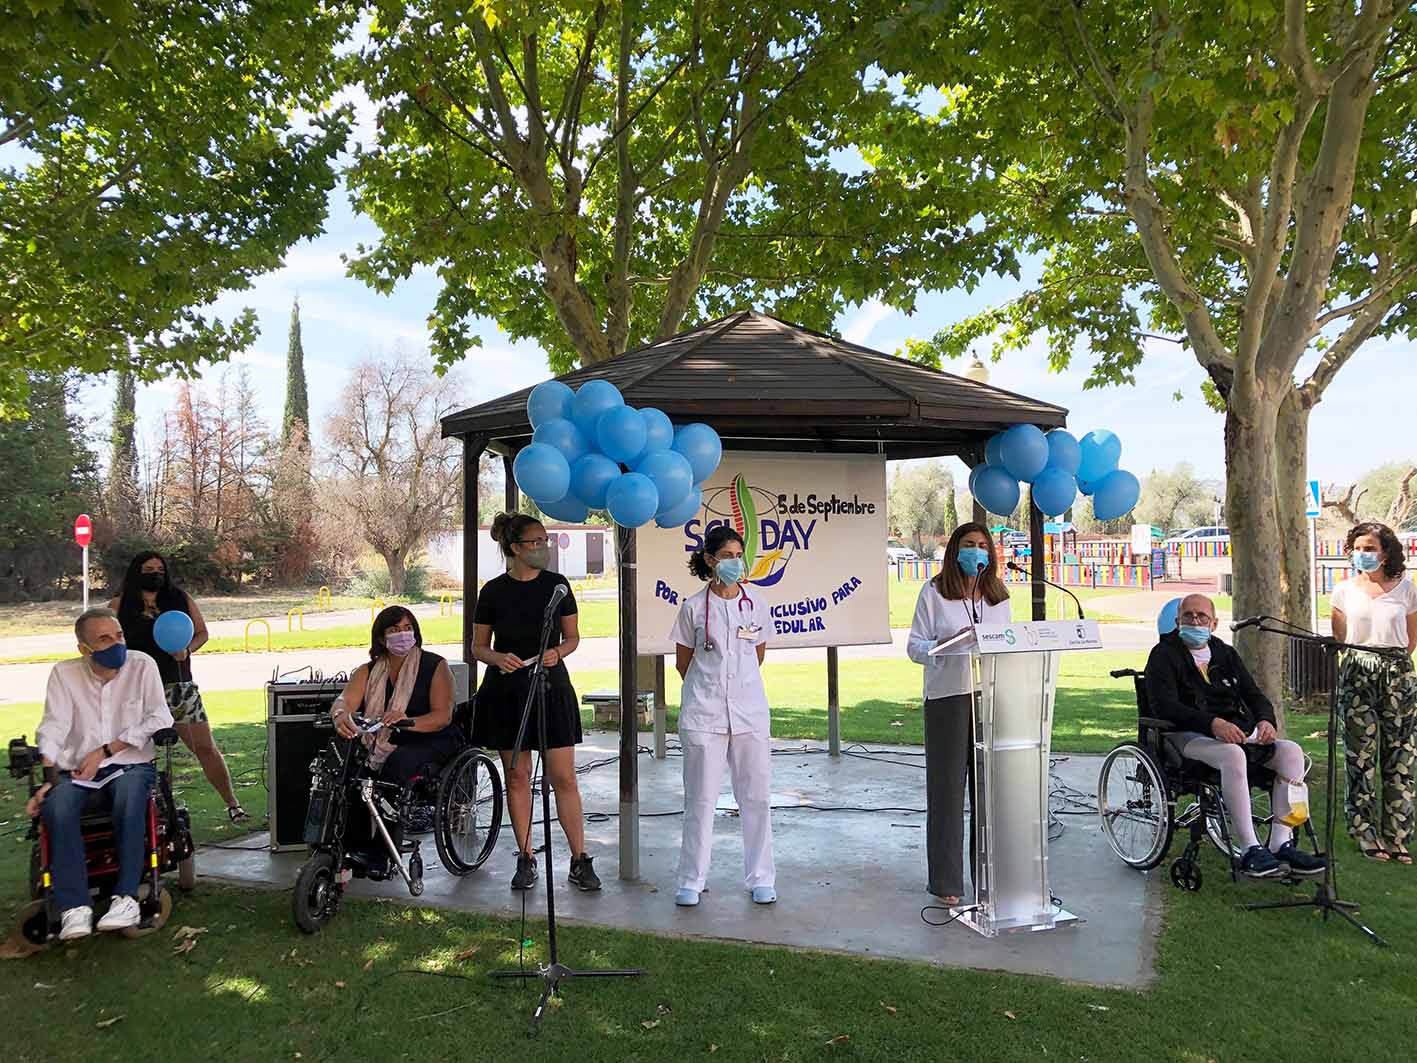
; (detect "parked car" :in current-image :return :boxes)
[1164,526,1230,546]
[887,542,919,563]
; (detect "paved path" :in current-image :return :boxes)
[0,623,1169,705]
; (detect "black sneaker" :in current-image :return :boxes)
[568,853,602,892]
[1273,840,1326,876]
[1239,844,1286,878]
[511,852,538,891]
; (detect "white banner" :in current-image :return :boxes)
[635,451,890,654]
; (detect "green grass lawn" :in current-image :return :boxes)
[0,654,1413,1060]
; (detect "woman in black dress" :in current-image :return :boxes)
[110,550,247,822]
[471,513,599,892]
[331,606,463,787]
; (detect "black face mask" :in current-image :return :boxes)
[140,572,165,591]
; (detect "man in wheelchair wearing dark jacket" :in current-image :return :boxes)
[1145,594,1326,879]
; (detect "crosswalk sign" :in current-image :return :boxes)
[1305,479,1321,519]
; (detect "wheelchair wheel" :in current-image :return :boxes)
[435,748,503,876]
[121,884,172,938]
[1098,743,1173,870]
[5,900,48,953]
[293,851,340,934]
[1205,790,1272,860]
[1170,859,1202,892]
[27,846,41,900]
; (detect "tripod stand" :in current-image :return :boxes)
[1241,619,1388,948]
[489,583,644,1035]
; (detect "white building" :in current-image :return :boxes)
[426,524,615,583]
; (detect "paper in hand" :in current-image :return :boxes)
[928,629,976,656]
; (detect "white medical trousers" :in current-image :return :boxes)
[676,729,775,892]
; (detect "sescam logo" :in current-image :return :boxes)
[677,472,877,589]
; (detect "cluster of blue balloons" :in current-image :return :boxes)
[514,379,722,529]
[969,427,1141,521]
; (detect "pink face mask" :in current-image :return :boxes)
[385,630,417,656]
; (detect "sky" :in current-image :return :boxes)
[67,95,1415,491]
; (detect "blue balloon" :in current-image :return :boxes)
[571,379,624,439]
[1078,429,1122,483]
[638,450,694,513]
[1031,466,1077,517]
[1077,476,1097,496]
[1045,430,1081,475]
[532,417,589,465]
[596,405,648,464]
[1092,468,1141,521]
[606,472,660,528]
[656,487,702,528]
[513,443,571,503]
[639,408,674,457]
[984,432,1006,467]
[153,610,194,655]
[672,423,723,484]
[569,452,621,509]
[1000,424,1050,483]
[968,463,988,497]
[1157,597,1182,636]
[539,494,589,524]
[527,380,574,429]
[973,465,1020,516]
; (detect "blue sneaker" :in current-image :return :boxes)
[1273,840,1326,876]
[674,888,700,907]
[750,886,777,904]
[1239,845,1285,878]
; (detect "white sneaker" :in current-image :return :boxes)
[59,906,93,941]
[96,895,141,932]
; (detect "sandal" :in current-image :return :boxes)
[1389,848,1413,865]
[227,804,251,824]
[1360,847,1390,861]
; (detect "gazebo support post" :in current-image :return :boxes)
[462,436,486,673]
[1029,492,1046,621]
[616,525,640,880]
[827,647,841,757]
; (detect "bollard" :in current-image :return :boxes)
[317,586,331,611]
[438,593,455,617]
[287,608,304,632]
[370,598,386,624]
[244,618,272,653]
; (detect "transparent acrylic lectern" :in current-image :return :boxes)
[948,620,1102,937]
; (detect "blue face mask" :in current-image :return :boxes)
[957,547,990,576]
[714,556,745,585]
[90,643,127,670]
[1352,550,1381,573]
[1178,625,1211,649]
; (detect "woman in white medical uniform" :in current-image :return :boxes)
[670,524,775,907]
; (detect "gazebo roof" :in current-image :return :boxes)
[440,310,1067,460]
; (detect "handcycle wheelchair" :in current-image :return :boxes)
[6,727,195,945]
[1096,667,1319,891]
[292,708,504,933]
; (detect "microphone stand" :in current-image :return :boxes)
[1006,561,1085,619]
[1240,619,1388,948]
[489,586,645,1034]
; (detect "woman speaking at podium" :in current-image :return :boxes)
[906,523,1011,906]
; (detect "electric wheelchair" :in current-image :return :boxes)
[292,705,503,933]
[1097,667,1319,891]
[7,727,195,946]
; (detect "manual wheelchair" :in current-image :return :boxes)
[292,711,504,933]
[1096,668,1320,891]
[7,728,195,945]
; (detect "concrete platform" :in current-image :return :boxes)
[199,736,1161,988]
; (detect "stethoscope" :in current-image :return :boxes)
[703,582,754,653]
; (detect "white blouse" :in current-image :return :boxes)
[1332,576,1417,650]
[670,585,771,735]
[906,580,1013,699]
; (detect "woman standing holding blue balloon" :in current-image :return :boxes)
[907,523,1011,906]
[110,551,248,822]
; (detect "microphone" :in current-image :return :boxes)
[543,582,568,618]
[1229,616,1264,632]
[1006,561,1085,620]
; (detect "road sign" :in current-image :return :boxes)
[73,513,93,547]
[1305,480,1321,519]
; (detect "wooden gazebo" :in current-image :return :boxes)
[441,311,1069,879]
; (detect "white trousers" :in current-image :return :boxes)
[676,729,775,891]
[1179,734,1305,851]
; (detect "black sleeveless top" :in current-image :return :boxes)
[117,589,193,686]
[368,650,449,741]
